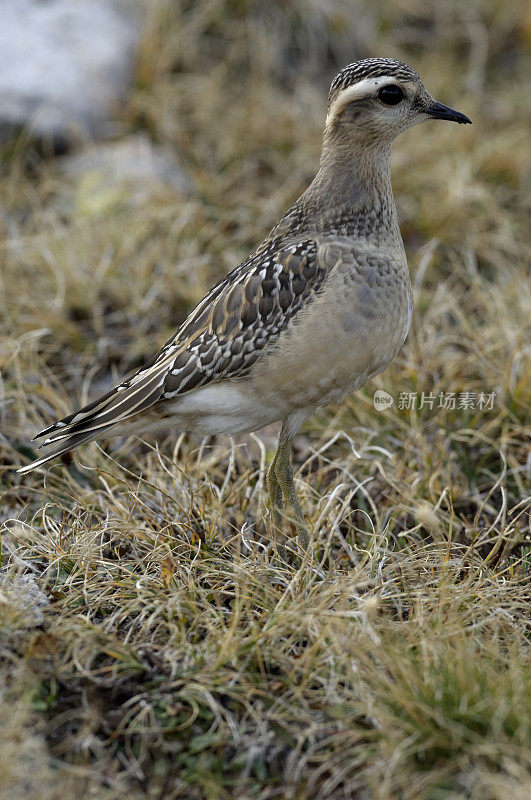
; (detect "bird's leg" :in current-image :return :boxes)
[266,450,283,532]
[274,438,309,548]
[267,434,309,553]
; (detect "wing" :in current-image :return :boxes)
[19,237,331,472]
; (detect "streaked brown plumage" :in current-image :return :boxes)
[26,238,327,461]
[19,58,470,552]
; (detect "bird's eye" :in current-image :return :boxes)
[377,85,404,106]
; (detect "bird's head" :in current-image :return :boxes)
[325,58,471,145]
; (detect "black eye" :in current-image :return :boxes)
[377,85,404,106]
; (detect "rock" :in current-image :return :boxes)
[61,133,192,212]
[0,573,50,628]
[0,0,142,144]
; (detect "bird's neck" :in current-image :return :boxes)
[278,137,401,247]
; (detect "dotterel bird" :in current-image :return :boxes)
[19,58,471,548]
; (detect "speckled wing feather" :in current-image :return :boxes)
[20,237,329,471]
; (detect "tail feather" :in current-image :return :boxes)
[18,361,170,474]
[39,371,166,447]
[17,427,116,474]
[33,385,119,442]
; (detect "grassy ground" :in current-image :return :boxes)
[1,1,530,798]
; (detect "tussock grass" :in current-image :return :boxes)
[1,1,530,797]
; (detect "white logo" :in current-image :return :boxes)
[373,390,394,410]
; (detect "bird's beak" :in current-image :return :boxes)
[426,101,472,124]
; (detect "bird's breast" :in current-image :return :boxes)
[250,246,412,410]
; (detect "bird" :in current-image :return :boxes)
[18,58,471,551]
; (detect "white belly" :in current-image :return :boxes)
[164,382,287,436]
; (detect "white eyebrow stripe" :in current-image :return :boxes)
[326,75,406,125]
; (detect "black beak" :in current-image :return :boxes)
[426,101,471,124]
[426,103,472,125]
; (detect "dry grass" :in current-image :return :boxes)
[1,1,530,798]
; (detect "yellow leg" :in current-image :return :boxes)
[267,436,309,553]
